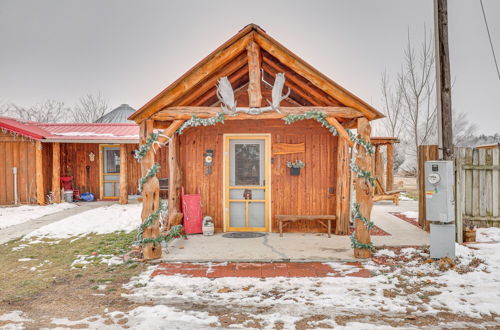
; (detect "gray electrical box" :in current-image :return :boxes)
[424,161,455,223]
[425,160,455,259]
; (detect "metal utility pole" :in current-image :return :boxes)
[434,0,454,160]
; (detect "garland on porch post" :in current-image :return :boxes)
[282,111,375,252]
[132,112,226,252]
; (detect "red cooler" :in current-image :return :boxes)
[181,187,203,234]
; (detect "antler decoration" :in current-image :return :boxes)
[216,73,291,115]
[216,77,237,114]
[268,73,291,114]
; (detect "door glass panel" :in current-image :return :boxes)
[229,202,246,227]
[104,182,113,197]
[104,175,120,181]
[230,140,264,186]
[229,189,265,200]
[248,202,265,227]
[105,149,120,173]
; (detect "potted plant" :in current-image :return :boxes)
[287,160,305,176]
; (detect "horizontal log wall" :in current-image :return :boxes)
[178,119,338,233]
[0,132,38,204]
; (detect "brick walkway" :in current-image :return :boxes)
[151,262,372,278]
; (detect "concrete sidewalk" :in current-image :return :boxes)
[0,201,115,244]
[163,200,428,262]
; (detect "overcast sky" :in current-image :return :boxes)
[1,0,499,134]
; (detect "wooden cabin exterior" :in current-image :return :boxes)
[0,117,155,205]
[129,24,386,258]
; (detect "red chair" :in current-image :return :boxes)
[60,176,80,200]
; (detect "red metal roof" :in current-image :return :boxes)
[35,122,139,141]
[0,116,50,140]
[0,117,139,142]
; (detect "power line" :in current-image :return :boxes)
[480,0,500,81]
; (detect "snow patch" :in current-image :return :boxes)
[24,203,141,241]
[0,203,76,229]
[400,211,418,219]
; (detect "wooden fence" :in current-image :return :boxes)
[418,145,500,242]
[455,146,500,238]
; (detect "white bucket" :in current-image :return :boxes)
[64,190,73,203]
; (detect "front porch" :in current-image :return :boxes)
[162,201,429,262]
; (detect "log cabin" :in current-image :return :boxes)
[128,24,393,258]
[0,116,166,205]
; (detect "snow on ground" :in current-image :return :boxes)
[23,203,141,241]
[400,211,418,219]
[116,229,500,328]
[0,203,76,230]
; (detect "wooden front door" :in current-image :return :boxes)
[100,145,121,199]
[224,135,271,232]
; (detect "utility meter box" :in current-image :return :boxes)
[424,160,455,223]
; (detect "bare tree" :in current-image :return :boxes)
[6,100,69,122]
[380,70,404,138]
[398,28,437,156]
[453,111,478,146]
[71,92,109,123]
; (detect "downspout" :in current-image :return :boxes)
[13,167,18,205]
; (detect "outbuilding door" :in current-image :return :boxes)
[224,134,271,232]
[100,145,121,199]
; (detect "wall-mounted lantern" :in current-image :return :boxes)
[204,149,214,175]
[89,152,95,162]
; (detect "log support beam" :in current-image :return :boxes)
[35,141,45,205]
[119,144,128,204]
[152,106,363,121]
[140,120,161,260]
[354,118,373,259]
[52,142,61,203]
[326,117,353,147]
[386,143,394,191]
[335,137,351,234]
[247,40,262,107]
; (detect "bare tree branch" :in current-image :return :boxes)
[71,92,109,123]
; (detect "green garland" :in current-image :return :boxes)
[282,111,338,135]
[350,160,376,187]
[352,203,374,230]
[138,224,186,245]
[134,132,159,160]
[138,162,160,192]
[282,110,375,254]
[350,233,375,250]
[135,200,168,243]
[346,129,374,155]
[177,112,225,135]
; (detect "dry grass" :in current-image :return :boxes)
[0,232,144,304]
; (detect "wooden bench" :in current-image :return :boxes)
[276,215,336,237]
[372,178,405,206]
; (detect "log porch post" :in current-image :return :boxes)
[140,120,161,259]
[354,117,373,259]
[168,132,183,228]
[386,143,394,191]
[51,142,61,203]
[335,137,351,234]
[35,141,45,205]
[119,144,128,204]
[374,145,385,190]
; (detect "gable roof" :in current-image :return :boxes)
[0,116,139,143]
[129,24,383,123]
